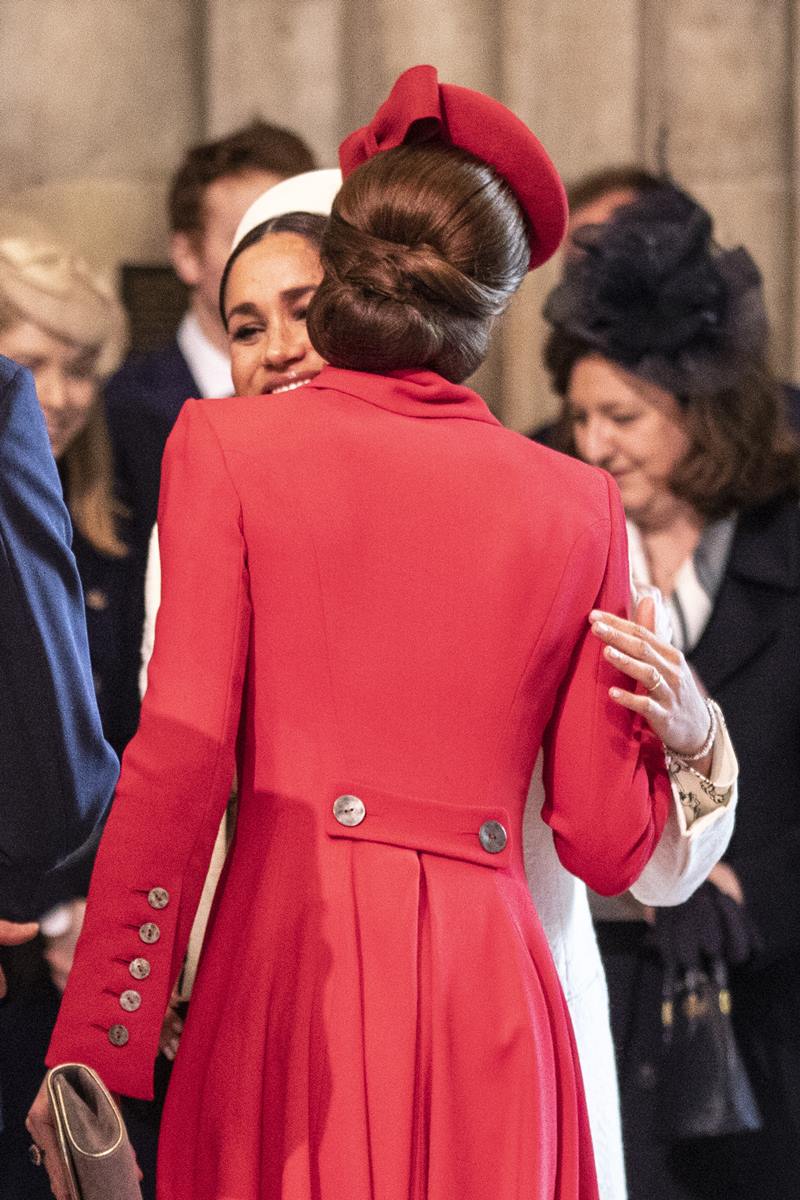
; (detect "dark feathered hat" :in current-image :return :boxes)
[543,183,769,397]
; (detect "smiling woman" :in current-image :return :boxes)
[0,233,126,541]
[0,229,139,755]
[223,224,325,397]
[0,321,98,459]
[218,170,343,399]
[138,172,341,688]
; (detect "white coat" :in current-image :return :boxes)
[523,737,737,1200]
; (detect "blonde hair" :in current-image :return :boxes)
[0,231,129,557]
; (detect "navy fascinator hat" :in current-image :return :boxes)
[543,183,769,398]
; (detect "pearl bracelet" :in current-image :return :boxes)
[664,697,719,763]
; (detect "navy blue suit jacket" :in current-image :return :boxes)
[0,358,118,920]
[104,339,198,548]
[103,341,200,770]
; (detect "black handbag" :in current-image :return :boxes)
[651,882,763,1141]
[656,957,761,1139]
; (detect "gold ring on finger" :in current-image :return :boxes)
[646,669,663,693]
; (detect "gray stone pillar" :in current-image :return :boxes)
[339,0,500,136]
[641,0,794,375]
[0,0,199,190]
[0,0,201,268]
[498,0,641,431]
[204,0,344,165]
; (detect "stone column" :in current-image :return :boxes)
[641,0,794,375]
[498,0,642,431]
[0,0,199,189]
[339,0,500,134]
[0,0,200,267]
[204,0,344,165]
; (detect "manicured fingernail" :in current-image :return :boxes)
[589,610,603,621]
[594,622,609,636]
[605,646,620,659]
[609,687,622,698]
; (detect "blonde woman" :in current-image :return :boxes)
[0,226,132,1198]
[0,226,135,756]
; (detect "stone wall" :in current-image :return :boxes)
[0,0,797,425]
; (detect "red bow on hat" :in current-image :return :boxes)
[339,65,568,271]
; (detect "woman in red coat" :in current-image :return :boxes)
[31,67,717,1200]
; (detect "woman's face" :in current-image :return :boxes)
[224,232,325,397]
[0,321,97,459]
[567,354,691,526]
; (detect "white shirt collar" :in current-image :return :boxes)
[626,516,735,653]
[176,311,233,399]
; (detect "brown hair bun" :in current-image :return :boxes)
[307,144,529,383]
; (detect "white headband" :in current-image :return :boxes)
[231,168,342,254]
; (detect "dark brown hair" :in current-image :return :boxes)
[219,211,327,326]
[306,144,530,383]
[567,165,662,215]
[544,330,800,518]
[169,120,316,236]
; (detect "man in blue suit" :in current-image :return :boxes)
[105,120,316,554]
[0,357,118,951]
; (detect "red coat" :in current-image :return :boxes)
[48,366,670,1200]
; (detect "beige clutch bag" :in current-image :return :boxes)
[45,1063,143,1200]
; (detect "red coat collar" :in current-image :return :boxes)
[307,365,501,425]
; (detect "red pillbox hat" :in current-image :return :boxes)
[339,64,568,271]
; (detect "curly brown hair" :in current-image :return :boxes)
[544,330,800,519]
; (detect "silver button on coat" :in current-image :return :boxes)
[478,820,507,854]
[120,989,142,1012]
[139,922,161,944]
[147,887,170,910]
[129,957,151,980]
[108,1024,129,1047]
[333,795,366,827]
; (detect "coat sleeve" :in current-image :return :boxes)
[47,400,251,1099]
[541,474,672,896]
[630,724,738,907]
[0,363,118,919]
